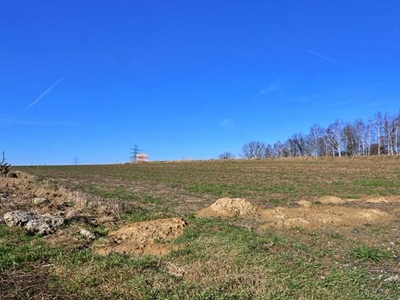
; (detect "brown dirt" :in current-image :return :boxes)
[196,197,394,230]
[196,198,261,218]
[260,206,392,230]
[317,196,346,204]
[94,218,187,256]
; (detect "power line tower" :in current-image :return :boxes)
[130,145,140,163]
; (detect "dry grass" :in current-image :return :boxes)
[4,156,400,299]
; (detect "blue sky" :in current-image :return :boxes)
[2,1,400,165]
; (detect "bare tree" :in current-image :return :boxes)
[384,112,395,155]
[272,141,284,158]
[366,118,374,156]
[293,133,311,157]
[354,119,366,155]
[241,141,266,159]
[327,120,343,156]
[309,124,325,157]
[0,152,11,177]
[264,144,273,158]
[219,151,235,160]
[394,111,400,154]
[343,123,359,156]
[375,112,383,156]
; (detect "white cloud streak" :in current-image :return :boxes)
[259,80,281,95]
[307,49,344,66]
[25,75,67,110]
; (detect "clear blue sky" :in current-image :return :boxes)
[2,1,400,165]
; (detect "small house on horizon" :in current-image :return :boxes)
[134,153,148,163]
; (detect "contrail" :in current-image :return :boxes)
[307,49,344,66]
[25,75,67,110]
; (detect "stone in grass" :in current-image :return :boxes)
[80,228,96,240]
[3,210,64,235]
[3,210,36,227]
[25,219,54,235]
[26,215,64,235]
[33,197,50,206]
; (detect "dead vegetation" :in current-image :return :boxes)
[3,157,400,298]
[0,152,11,177]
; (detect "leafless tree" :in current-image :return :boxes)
[272,141,284,158]
[287,133,310,157]
[384,112,395,155]
[375,112,383,156]
[366,118,374,156]
[241,141,266,159]
[393,111,400,154]
[309,124,325,157]
[327,120,343,156]
[219,151,235,160]
[354,119,366,155]
[0,152,11,176]
[264,144,273,158]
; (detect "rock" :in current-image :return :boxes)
[4,210,36,227]
[0,217,4,224]
[25,219,54,235]
[3,210,64,235]
[80,228,96,240]
[33,197,50,206]
[42,215,65,227]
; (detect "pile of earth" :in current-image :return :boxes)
[94,217,187,256]
[196,197,394,230]
[2,173,398,258]
[196,198,261,218]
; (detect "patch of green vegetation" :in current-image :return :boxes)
[76,184,138,202]
[143,196,163,205]
[120,207,159,222]
[186,183,241,197]
[0,225,62,270]
[349,245,390,262]
[353,178,398,188]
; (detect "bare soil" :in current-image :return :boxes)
[94,218,187,256]
[196,197,261,218]
[196,197,396,230]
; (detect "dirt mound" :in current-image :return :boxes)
[94,218,187,256]
[196,198,261,218]
[260,206,392,230]
[197,197,394,230]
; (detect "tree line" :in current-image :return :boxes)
[220,109,400,159]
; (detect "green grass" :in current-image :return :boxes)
[7,156,400,298]
[21,157,400,203]
[349,245,391,262]
[0,225,62,270]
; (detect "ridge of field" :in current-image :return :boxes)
[20,156,400,210]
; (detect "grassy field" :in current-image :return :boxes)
[2,157,400,299]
